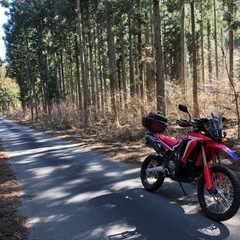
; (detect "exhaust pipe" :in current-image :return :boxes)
[145,134,162,153]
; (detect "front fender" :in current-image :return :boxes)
[206,141,238,161]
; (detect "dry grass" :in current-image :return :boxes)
[0,141,28,240]
[7,81,240,160]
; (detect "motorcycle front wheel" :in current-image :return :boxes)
[197,165,240,221]
[140,155,165,192]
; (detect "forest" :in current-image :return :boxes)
[0,0,240,137]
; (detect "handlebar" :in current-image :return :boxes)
[177,104,224,141]
[176,119,193,127]
[176,118,209,129]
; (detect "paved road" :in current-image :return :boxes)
[0,118,240,240]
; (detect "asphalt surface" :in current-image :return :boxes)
[0,117,240,240]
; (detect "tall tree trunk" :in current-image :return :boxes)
[60,50,65,100]
[89,31,96,116]
[213,0,219,80]
[190,0,199,117]
[26,59,34,123]
[67,37,75,104]
[227,0,234,81]
[137,1,144,99]
[145,9,155,102]
[200,0,205,85]
[207,21,212,82]
[128,16,135,96]
[134,35,140,95]
[26,37,38,122]
[105,0,118,124]
[74,36,82,110]
[120,20,127,103]
[153,0,165,115]
[97,24,104,113]
[77,0,89,126]
[181,0,187,100]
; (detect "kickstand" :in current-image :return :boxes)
[178,182,188,196]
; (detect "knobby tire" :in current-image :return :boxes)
[197,165,240,221]
[140,155,165,192]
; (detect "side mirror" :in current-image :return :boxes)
[178,104,191,120]
[179,104,189,113]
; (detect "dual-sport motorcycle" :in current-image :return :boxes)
[140,104,240,221]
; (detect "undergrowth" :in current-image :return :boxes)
[6,81,240,142]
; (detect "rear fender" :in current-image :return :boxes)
[206,142,238,161]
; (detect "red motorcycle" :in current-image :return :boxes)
[140,104,240,221]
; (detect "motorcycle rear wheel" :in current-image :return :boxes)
[140,155,165,192]
[197,165,240,221]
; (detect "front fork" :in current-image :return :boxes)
[201,142,213,190]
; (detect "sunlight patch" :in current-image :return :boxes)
[27,217,41,227]
[27,214,69,227]
[106,223,141,239]
[31,166,55,177]
[122,168,140,175]
[37,187,70,200]
[105,171,121,177]
[110,179,140,191]
[85,162,105,173]
[66,190,111,204]
[197,224,221,236]
[182,204,199,214]
[44,214,69,223]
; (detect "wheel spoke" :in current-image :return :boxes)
[145,159,160,185]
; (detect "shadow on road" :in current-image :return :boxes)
[0,118,234,240]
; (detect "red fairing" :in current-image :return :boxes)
[181,140,197,164]
[206,141,238,160]
[187,132,212,141]
[155,134,180,151]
